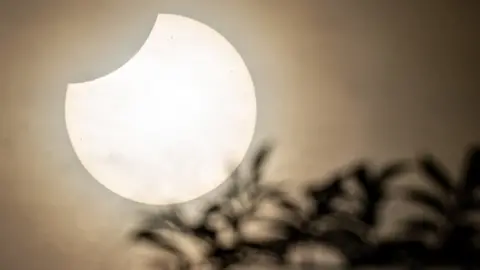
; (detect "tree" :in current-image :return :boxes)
[404,145,480,267]
[305,161,408,268]
[131,206,194,269]
[129,144,480,269]
[129,144,349,269]
[350,160,408,227]
[305,175,343,218]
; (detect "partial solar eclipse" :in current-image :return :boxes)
[65,14,256,205]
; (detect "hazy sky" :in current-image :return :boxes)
[1,1,479,269]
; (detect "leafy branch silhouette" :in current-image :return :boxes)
[403,146,480,268]
[129,144,480,269]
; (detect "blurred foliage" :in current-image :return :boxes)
[130,144,480,269]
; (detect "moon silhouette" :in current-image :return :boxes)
[65,14,256,205]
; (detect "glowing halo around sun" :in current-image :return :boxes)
[65,14,256,205]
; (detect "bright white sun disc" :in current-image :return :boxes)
[65,14,256,205]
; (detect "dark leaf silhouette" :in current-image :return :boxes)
[223,168,243,204]
[256,191,305,227]
[190,221,217,244]
[250,143,273,185]
[206,246,247,269]
[460,145,480,192]
[408,189,447,216]
[352,161,408,194]
[377,162,409,183]
[306,176,343,217]
[252,144,272,171]
[352,164,371,195]
[141,205,187,231]
[315,228,374,264]
[418,155,455,194]
[350,161,408,226]
[132,229,183,258]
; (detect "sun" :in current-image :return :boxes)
[65,14,256,205]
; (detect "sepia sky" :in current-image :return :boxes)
[1,1,479,269]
